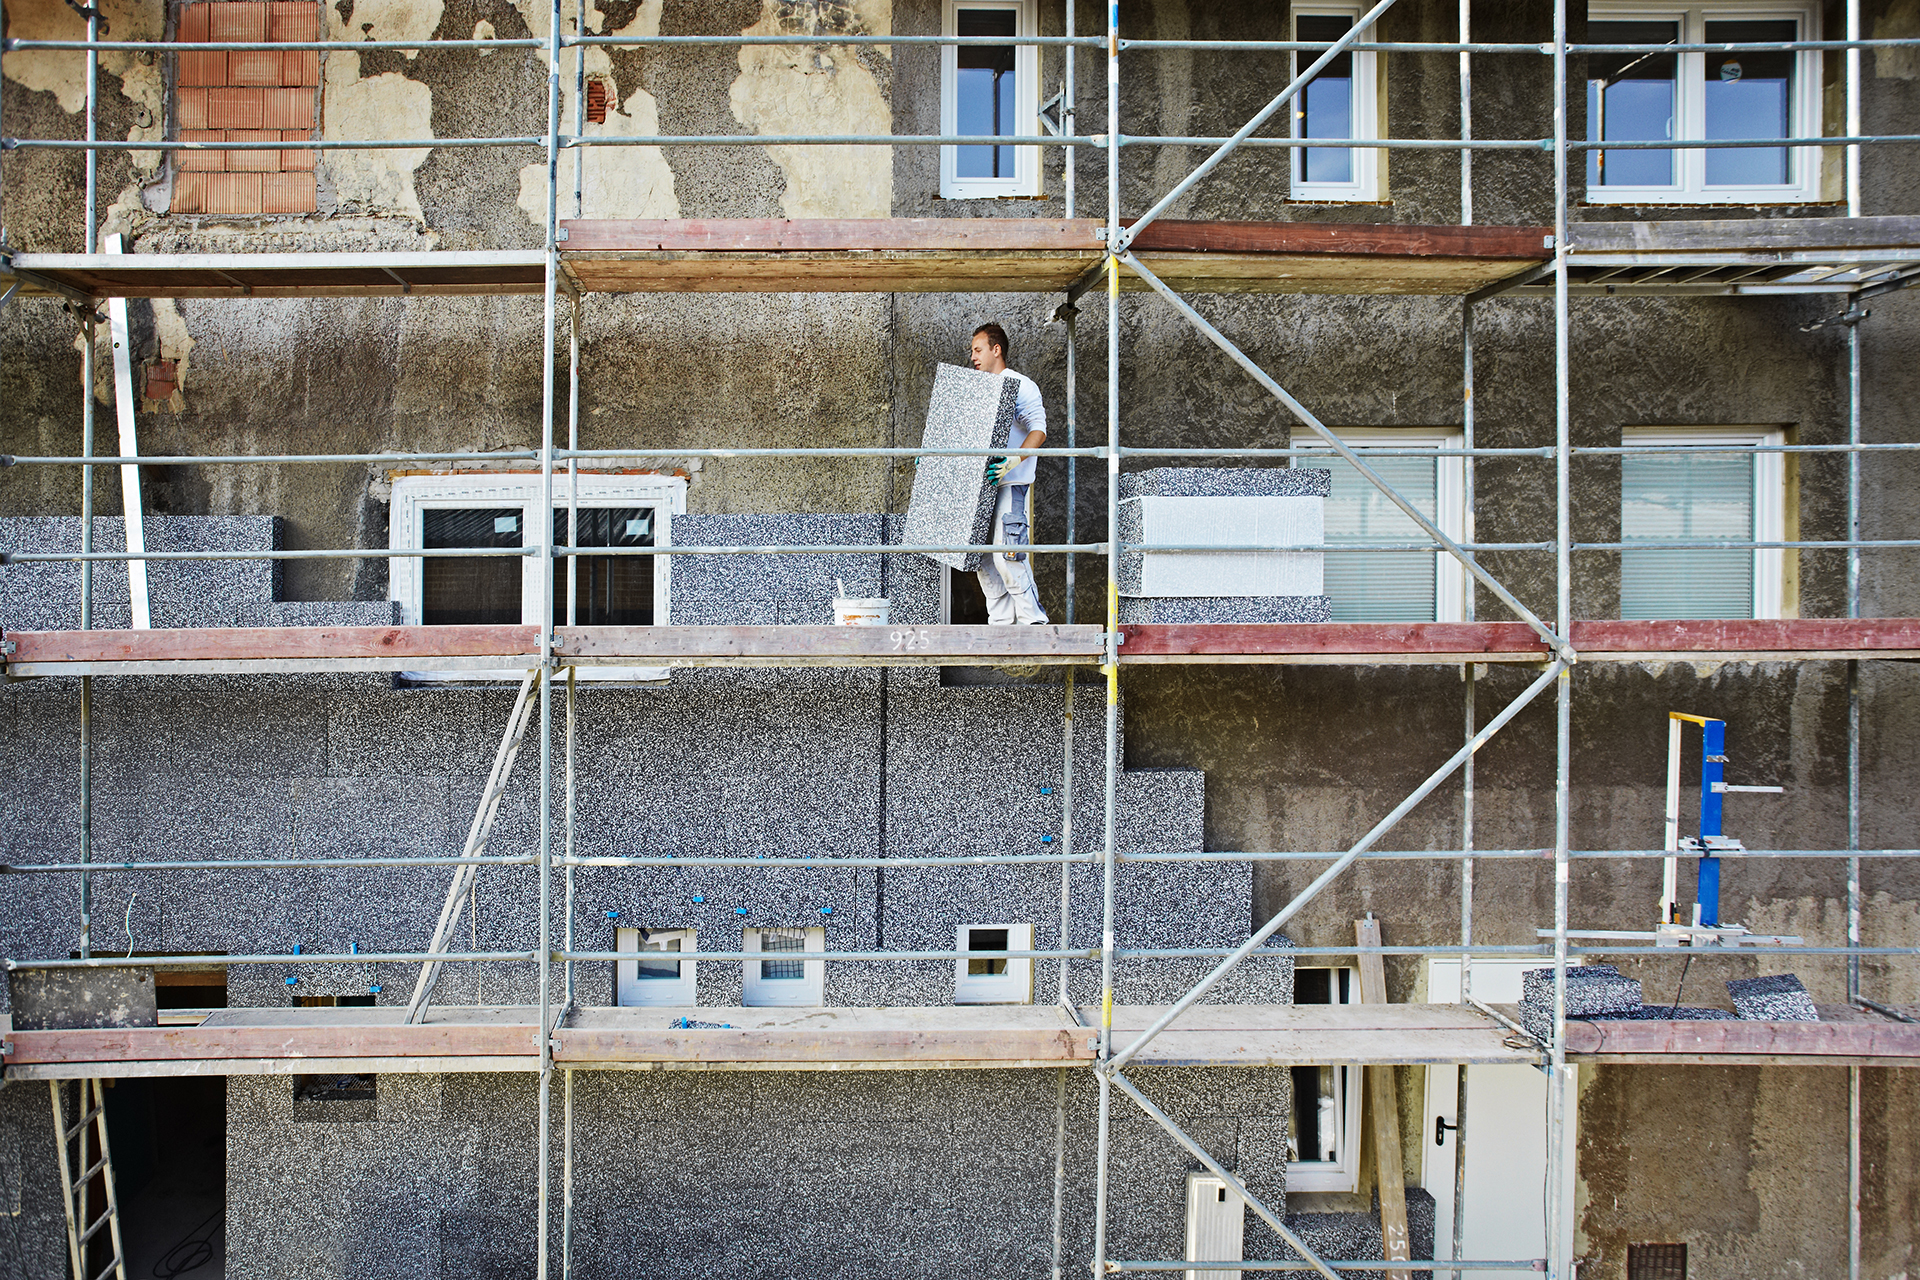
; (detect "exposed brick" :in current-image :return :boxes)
[227,130,283,172]
[208,87,267,130]
[176,88,212,130]
[280,131,316,171]
[176,129,228,172]
[178,49,228,86]
[143,360,178,400]
[179,4,211,43]
[280,49,320,86]
[261,171,317,215]
[268,1,319,43]
[207,2,267,44]
[202,172,265,215]
[262,87,314,130]
[171,171,210,213]
[228,49,282,87]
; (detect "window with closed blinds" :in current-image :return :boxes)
[1620,446,1756,620]
[1317,452,1442,622]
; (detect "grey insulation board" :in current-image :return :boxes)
[903,363,1018,572]
[1726,973,1820,1021]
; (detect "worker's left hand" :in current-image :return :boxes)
[985,457,1014,486]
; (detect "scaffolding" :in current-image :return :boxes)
[3,3,1920,1278]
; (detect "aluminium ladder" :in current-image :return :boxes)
[48,1079,128,1280]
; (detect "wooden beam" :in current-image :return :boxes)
[1569,215,1920,255]
[1118,622,1547,659]
[1570,618,1920,655]
[552,1026,1091,1064]
[1563,1017,1920,1062]
[1354,918,1412,1280]
[3,1023,538,1064]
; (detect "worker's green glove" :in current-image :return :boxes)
[985,457,1013,486]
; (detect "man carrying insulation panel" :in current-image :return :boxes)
[968,322,1051,625]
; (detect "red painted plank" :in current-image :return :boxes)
[1563,1019,1920,1059]
[4,625,539,663]
[1571,618,1920,652]
[1118,622,1547,656]
[1129,219,1552,260]
[3,1024,538,1064]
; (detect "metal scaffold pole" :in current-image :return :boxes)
[537,1,563,1275]
[1545,3,1574,1277]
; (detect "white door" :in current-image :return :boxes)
[1423,959,1577,1279]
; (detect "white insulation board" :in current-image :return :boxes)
[1120,495,1324,598]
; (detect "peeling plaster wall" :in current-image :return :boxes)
[511,0,679,223]
[730,0,894,217]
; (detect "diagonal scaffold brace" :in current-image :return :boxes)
[1118,250,1572,663]
[405,669,541,1024]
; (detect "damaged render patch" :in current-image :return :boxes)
[3,1,166,177]
[322,54,434,220]
[513,0,679,223]
[730,1,893,218]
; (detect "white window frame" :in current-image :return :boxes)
[953,923,1034,1004]
[1620,426,1786,620]
[389,472,686,682]
[742,927,826,1006]
[1289,3,1382,203]
[615,927,697,1007]
[1287,966,1364,1194]
[940,0,1041,199]
[1294,429,1467,623]
[1584,1,1822,205]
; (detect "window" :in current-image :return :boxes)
[742,927,825,1006]
[954,923,1034,1004]
[1620,427,1786,620]
[616,928,697,1006]
[389,473,686,681]
[1291,6,1381,202]
[941,0,1040,198]
[1287,967,1362,1193]
[1184,1174,1246,1280]
[1627,1243,1688,1280]
[1586,3,1821,204]
[172,1,321,215]
[1294,430,1466,622]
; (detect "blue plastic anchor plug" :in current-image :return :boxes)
[691,895,705,903]
[1040,787,1053,795]
[606,910,620,919]
[819,906,833,915]
[284,976,298,985]
[370,985,383,994]
[1040,835,1055,844]
[735,907,750,916]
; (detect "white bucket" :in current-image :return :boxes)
[833,597,890,626]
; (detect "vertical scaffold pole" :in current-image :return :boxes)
[1091,2,1121,1273]
[77,5,102,962]
[1546,3,1573,1278]
[1458,0,1472,224]
[536,1,563,1276]
[1844,4,1863,1258]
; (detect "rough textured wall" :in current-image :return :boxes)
[225,1066,1291,1280]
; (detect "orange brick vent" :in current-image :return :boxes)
[173,2,319,215]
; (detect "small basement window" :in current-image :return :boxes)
[615,927,697,1006]
[1627,1243,1688,1280]
[742,927,825,1006]
[293,1073,375,1122]
[954,923,1034,1004]
[1286,966,1362,1193]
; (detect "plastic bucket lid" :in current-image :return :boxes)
[833,597,890,625]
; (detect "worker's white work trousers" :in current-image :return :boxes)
[977,484,1049,625]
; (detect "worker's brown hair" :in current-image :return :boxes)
[973,322,1011,363]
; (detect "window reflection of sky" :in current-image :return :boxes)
[1588,21,1677,187]
[1703,21,1794,185]
[956,9,1017,179]
[1296,15,1356,185]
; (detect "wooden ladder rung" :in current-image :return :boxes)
[62,1106,104,1143]
[89,1257,123,1280]
[78,1211,116,1245]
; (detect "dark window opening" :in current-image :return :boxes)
[967,927,1011,975]
[423,508,523,625]
[947,565,991,624]
[294,1073,377,1122]
[1292,967,1350,1005]
[155,963,227,1011]
[1627,1243,1688,1280]
[956,8,1018,179]
[554,507,655,626]
[101,1076,226,1279]
[291,994,377,1008]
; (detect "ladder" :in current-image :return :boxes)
[48,1079,128,1280]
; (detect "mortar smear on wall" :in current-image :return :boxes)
[730,1,893,218]
[515,0,680,223]
[2,1,166,176]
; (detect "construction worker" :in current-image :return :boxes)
[969,322,1050,625]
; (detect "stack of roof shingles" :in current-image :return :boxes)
[174,2,319,215]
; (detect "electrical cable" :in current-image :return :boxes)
[150,1209,222,1278]
[1669,953,1694,1015]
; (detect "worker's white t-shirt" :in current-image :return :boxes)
[1000,369,1047,487]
